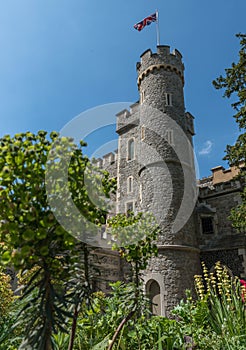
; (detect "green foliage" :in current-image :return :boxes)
[2,262,245,350]
[195,262,246,341]
[2,129,245,349]
[0,313,22,350]
[52,284,184,350]
[0,267,22,349]
[0,267,14,318]
[108,212,159,292]
[108,212,159,270]
[172,262,246,349]
[0,130,158,349]
[0,131,114,349]
[213,33,246,230]
[0,285,32,350]
[106,212,159,348]
[213,34,246,129]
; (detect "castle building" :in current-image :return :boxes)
[94,45,246,316]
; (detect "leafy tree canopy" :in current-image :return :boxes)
[0,130,115,349]
[213,33,246,230]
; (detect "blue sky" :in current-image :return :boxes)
[0,0,245,177]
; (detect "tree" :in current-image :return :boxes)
[0,131,115,349]
[106,212,159,350]
[213,33,246,230]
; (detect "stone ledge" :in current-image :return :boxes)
[157,245,200,253]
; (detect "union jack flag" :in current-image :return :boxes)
[134,13,157,32]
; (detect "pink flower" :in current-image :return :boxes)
[240,279,246,302]
[240,279,246,287]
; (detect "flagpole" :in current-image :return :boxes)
[156,10,160,46]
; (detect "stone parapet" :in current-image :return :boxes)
[95,151,118,169]
[137,46,185,87]
[198,164,243,188]
[116,103,140,134]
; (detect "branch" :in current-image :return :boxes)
[107,310,135,350]
[67,303,79,350]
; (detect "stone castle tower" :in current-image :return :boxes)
[115,46,201,315]
[95,45,245,316]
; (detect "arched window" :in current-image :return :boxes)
[127,176,133,193]
[128,138,135,160]
[146,279,161,316]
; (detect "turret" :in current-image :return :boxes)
[116,46,201,315]
[137,46,186,128]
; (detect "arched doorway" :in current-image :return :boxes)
[146,279,161,316]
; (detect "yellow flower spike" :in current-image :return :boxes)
[215,261,222,272]
[194,274,202,280]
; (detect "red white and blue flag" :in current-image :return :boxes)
[134,12,157,32]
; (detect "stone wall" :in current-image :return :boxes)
[197,168,245,280]
[200,249,244,277]
[116,105,141,214]
[145,247,201,314]
[92,249,131,293]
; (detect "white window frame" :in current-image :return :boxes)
[127,176,134,193]
[127,138,135,161]
[165,93,172,106]
[140,90,145,103]
[139,183,143,205]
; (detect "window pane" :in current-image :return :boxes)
[128,177,133,193]
[201,217,214,234]
[128,139,134,160]
[165,93,172,106]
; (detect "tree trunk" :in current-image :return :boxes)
[67,304,79,350]
[107,310,135,350]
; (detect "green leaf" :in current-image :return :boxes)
[1,251,11,263]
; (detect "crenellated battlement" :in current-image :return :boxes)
[198,164,243,187]
[138,46,183,69]
[116,102,140,134]
[137,45,185,87]
[95,150,118,169]
[198,164,244,197]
